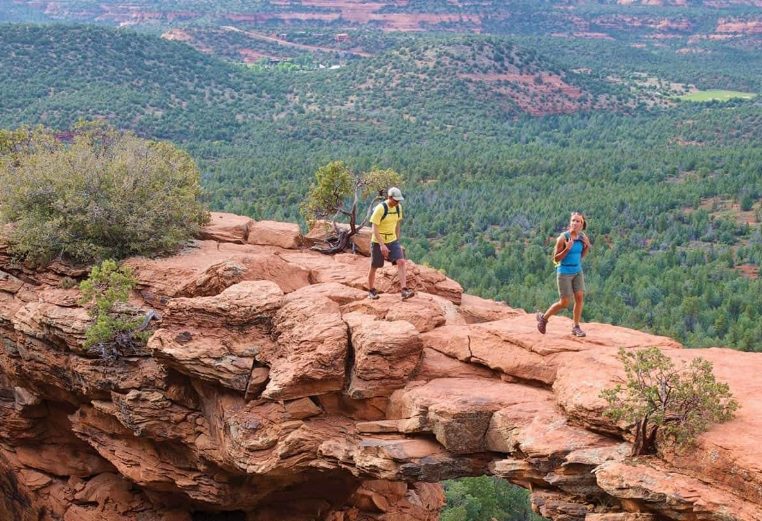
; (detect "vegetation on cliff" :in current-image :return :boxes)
[0,122,209,264]
[601,347,738,456]
[442,476,545,521]
[79,259,150,355]
[302,161,402,253]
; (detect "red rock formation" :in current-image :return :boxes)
[1,212,760,520]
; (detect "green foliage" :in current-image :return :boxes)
[300,161,354,225]
[678,90,756,102]
[301,160,402,230]
[0,122,209,264]
[441,476,545,521]
[600,347,738,456]
[79,259,143,350]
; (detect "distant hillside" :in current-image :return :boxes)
[11,0,762,32]
[0,24,264,141]
[0,24,627,142]
[6,0,761,98]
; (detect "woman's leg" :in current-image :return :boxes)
[573,290,584,325]
[544,296,570,320]
[538,274,572,334]
[546,274,574,319]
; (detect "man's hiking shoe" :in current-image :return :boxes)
[368,289,379,300]
[401,288,415,300]
[536,312,547,334]
[571,325,587,337]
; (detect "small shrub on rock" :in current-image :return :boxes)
[79,259,147,355]
[601,347,738,456]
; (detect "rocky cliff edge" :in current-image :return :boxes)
[1,212,760,521]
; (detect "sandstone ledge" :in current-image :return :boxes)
[0,214,759,521]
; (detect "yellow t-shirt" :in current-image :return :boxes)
[369,202,403,243]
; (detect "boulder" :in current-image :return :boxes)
[248,220,302,249]
[199,212,254,244]
[262,296,349,400]
[344,312,423,399]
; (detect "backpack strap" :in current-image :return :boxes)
[380,202,401,221]
[553,232,572,268]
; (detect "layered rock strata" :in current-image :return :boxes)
[0,213,760,521]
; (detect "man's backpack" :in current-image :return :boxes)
[380,201,402,221]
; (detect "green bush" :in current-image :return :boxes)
[79,259,144,350]
[601,347,738,456]
[440,476,545,521]
[0,122,209,265]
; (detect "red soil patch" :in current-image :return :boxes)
[735,263,759,280]
[238,49,272,63]
[461,72,583,98]
[96,7,199,25]
[716,19,762,34]
[161,28,193,43]
[698,197,760,226]
[460,72,586,115]
[229,1,479,31]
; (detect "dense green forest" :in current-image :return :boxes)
[0,23,759,352]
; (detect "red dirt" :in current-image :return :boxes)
[223,0,482,31]
[161,28,193,43]
[221,26,371,57]
[716,19,762,34]
[238,49,273,63]
[698,197,760,226]
[460,72,586,115]
[735,263,759,280]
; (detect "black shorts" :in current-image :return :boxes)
[371,240,404,268]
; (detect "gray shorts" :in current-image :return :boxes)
[557,272,585,298]
[371,241,404,268]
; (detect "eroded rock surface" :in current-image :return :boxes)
[1,214,760,521]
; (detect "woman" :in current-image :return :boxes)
[536,212,591,337]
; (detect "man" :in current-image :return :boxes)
[367,187,414,300]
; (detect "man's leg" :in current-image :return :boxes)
[368,265,377,292]
[397,258,407,289]
[368,243,383,299]
[389,242,413,299]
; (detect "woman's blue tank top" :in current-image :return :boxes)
[558,236,584,275]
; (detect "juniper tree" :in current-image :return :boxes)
[301,160,402,254]
[601,347,738,456]
[79,259,152,360]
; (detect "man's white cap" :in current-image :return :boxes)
[388,187,404,201]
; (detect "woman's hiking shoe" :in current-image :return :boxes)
[368,288,379,300]
[571,325,587,337]
[401,288,415,300]
[536,312,547,334]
